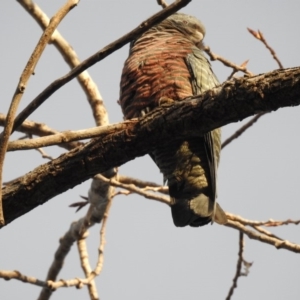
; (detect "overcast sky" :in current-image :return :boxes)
[1,1,300,299]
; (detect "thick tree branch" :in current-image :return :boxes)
[2,67,300,227]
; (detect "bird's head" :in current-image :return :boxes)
[159,13,206,47]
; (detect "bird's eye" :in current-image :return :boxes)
[182,20,188,25]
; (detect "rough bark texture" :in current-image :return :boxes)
[2,67,300,227]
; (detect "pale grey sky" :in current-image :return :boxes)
[1,1,300,299]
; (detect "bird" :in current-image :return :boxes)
[119,13,227,227]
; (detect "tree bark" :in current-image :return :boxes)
[2,67,300,227]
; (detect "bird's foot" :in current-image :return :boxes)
[158,97,176,107]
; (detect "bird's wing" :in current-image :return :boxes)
[184,47,220,203]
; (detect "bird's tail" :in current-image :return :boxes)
[171,194,227,227]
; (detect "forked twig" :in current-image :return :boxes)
[227,60,250,80]
[204,46,254,76]
[247,28,284,69]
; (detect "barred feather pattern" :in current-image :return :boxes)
[119,13,226,227]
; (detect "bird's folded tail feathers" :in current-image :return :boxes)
[189,193,227,226]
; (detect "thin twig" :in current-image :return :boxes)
[37,217,90,300]
[157,0,169,8]
[77,232,99,300]
[227,60,250,80]
[225,219,300,253]
[247,28,284,69]
[0,270,47,287]
[221,112,266,149]
[93,190,112,278]
[11,0,191,135]
[35,147,53,160]
[27,132,54,160]
[204,46,254,77]
[226,213,300,227]
[118,175,167,191]
[6,122,132,151]
[0,113,82,150]
[253,225,283,241]
[264,219,300,227]
[0,0,79,226]
[226,232,251,300]
[96,174,171,205]
[113,190,132,197]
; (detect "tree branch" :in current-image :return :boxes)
[0,113,82,151]
[225,220,300,253]
[2,67,300,227]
